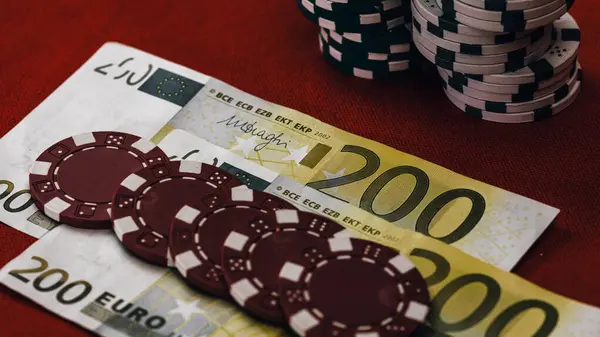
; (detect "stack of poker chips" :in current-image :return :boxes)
[296,0,414,79]
[29,131,432,337]
[411,0,582,123]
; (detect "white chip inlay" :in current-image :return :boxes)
[175,205,201,224]
[72,132,96,146]
[333,229,352,238]
[230,279,259,305]
[44,197,71,222]
[404,301,429,322]
[356,332,380,337]
[301,0,314,13]
[330,46,343,62]
[179,160,203,174]
[318,17,336,30]
[120,173,147,192]
[131,138,157,154]
[231,185,254,202]
[275,209,299,224]
[389,254,415,274]
[328,237,353,252]
[223,231,249,252]
[279,262,304,282]
[175,250,202,276]
[354,68,374,79]
[113,216,139,241]
[30,161,52,176]
[289,309,320,335]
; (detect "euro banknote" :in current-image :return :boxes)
[153,79,559,270]
[1,126,597,337]
[0,137,597,337]
[0,42,209,238]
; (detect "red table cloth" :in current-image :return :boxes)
[0,1,598,335]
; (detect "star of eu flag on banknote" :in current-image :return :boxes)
[138,68,204,106]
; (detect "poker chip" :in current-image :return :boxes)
[444,75,581,122]
[438,59,577,94]
[221,209,349,323]
[169,186,295,297]
[278,237,430,337]
[438,0,571,32]
[412,0,500,36]
[320,29,411,62]
[319,33,412,79]
[413,27,551,74]
[413,19,549,56]
[443,61,580,112]
[462,13,580,84]
[440,0,569,23]
[439,61,577,102]
[29,131,168,229]
[458,0,563,11]
[111,160,242,266]
[411,3,533,45]
[323,27,412,56]
[413,22,550,66]
[297,0,409,33]
[297,0,417,77]
[327,0,387,5]
[337,24,413,53]
[311,0,407,13]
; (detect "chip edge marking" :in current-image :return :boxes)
[405,301,429,322]
[279,262,305,282]
[289,309,320,336]
[30,161,52,175]
[175,250,202,277]
[175,205,201,224]
[131,138,157,154]
[44,197,71,222]
[120,173,147,192]
[230,278,259,305]
[223,231,249,252]
[113,216,140,241]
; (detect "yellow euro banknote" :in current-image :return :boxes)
[154,79,559,270]
[0,188,596,337]
[0,132,594,337]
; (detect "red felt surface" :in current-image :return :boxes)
[0,1,598,335]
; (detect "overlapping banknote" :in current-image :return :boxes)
[1,133,599,337]
[154,79,559,271]
[0,43,597,337]
[0,42,209,238]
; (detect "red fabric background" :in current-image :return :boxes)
[0,1,598,335]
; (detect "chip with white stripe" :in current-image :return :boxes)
[278,238,430,337]
[169,188,293,297]
[111,160,242,267]
[29,131,168,229]
[222,210,346,324]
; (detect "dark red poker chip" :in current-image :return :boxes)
[169,186,295,297]
[29,131,168,229]
[221,209,349,324]
[111,160,242,266]
[278,237,430,337]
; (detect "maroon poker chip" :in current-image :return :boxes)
[221,209,349,324]
[169,186,295,297]
[29,131,168,229]
[111,160,242,266]
[278,237,430,337]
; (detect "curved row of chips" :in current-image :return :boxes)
[29,131,431,337]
